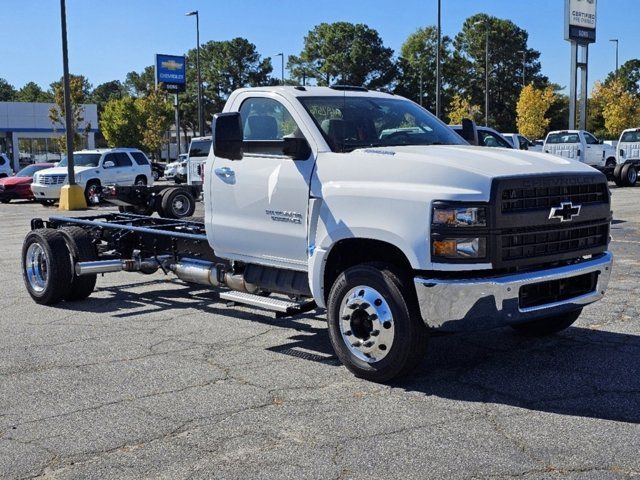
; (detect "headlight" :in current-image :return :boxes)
[432,237,487,259]
[432,206,487,227]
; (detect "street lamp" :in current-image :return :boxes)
[474,20,490,126]
[276,53,285,85]
[186,10,204,137]
[609,39,619,75]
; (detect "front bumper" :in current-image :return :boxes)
[414,252,613,332]
[31,184,62,200]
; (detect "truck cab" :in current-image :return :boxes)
[21,86,614,382]
[186,136,212,187]
[543,130,617,175]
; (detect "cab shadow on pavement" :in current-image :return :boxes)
[53,280,639,424]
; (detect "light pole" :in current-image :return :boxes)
[435,0,441,119]
[186,10,203,137]
[609,39,619,75]
[276,53,285,85]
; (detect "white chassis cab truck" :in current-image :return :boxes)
[543,130,617,179]
[21,86,613,382]
[613,128,640,187]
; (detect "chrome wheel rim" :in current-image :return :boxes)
[339,285,395,363]
[172,194,190,216]
[25,243,49,293]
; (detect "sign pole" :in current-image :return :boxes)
[569,42,577,130]
[175,94,181,157]
[579,45,589,130]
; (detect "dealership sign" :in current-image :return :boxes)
[565,0,597,43]
[155,54,186,93]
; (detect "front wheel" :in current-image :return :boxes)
[84,180,101,205]
[510,309,582,337]
[327,264,429,382]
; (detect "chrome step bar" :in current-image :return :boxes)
[219,291,316,317]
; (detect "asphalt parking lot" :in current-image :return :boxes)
[1,188,639,480]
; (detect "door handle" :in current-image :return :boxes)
[215,167,235,178]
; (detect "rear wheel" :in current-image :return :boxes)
[135,176,147,186]
[152,170,160,181]
[159,188,196,219]
[327,263,429,382]
[622,164,637,187]
[510,309,582,337]
[38,199,56,207]
[22,229,73,305]
[58,227,97,301]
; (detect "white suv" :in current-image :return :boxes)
[31,148,153,204]
[0,153,13,178]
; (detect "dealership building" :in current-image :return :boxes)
[0,101,98,172]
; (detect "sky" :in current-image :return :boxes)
[0,0,636,94]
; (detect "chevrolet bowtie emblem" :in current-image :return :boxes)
[549,201,581,222]
[161,60,183,71]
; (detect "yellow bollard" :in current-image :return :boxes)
[58,184,87,210]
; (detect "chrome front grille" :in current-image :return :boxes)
[41,174,67,185]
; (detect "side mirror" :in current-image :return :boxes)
[213,112,243,160]
[460,118,478,145]
[103,160,115,168]
[283,135,311,160]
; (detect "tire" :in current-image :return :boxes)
[510,309,582,337]
[84,180,101,205]
[621,164,637,187]
[613,164,625,187]
[327,263,429,382]
[159,188,196,219]
[152,170,160,181]
[605,157,617,168]
[135,176,147,186]
[22,229,73,305]
[0,198,10,204]
[38,199,56,207]
[58,227,97,301]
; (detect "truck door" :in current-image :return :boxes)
[209,95,316,270]
[584,132,602,166]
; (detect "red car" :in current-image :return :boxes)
[0,163,55,203]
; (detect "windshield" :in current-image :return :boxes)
[58,153,101,167]
[17,165,51,177]
[299,96,466,152]
[188,140,211,158]
[621,131,640,143]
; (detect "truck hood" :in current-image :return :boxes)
[375,145,596,177]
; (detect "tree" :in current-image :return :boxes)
[90,80,126,111]
[48,75,91,152]
[516,85,555,139]
[100,96,143,149]
[15,82,53,103]
[394,27,454,113]
[124,66,155,97]
[289,22,395,88]
[591,79,640,138]
[137,88,173,158]
[604,59,640,97]
[447,94,482,124]
[452,14,547,131]
[0,78,17,101]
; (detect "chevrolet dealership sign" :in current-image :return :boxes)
[565,0,597,43]
[155,54,187,93]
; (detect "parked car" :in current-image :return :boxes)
[31,148,153,205]
[0,153,13,178]
[186,136,212,186]
[22,85,613,382]
[164,154,186,181]
[0,163,55,203]
[503,133,542,152]
[613,128,640,186]
[450,125,514,148]
[543,130,617,177]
